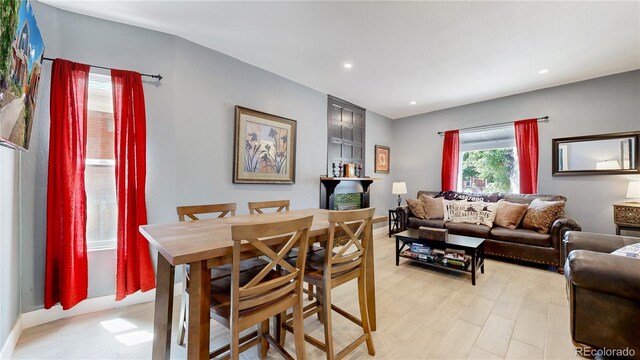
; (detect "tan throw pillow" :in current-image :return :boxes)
[419,194,444,220]
[521,199,566,234]
[494,200,529,229]
[406,198,427,219]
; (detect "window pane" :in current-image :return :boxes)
[460,148,519,193]
[85,165,117,247]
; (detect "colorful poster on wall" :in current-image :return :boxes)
[0,0,45,150]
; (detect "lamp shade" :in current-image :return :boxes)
[627,181,640,199]
[392,182,407,195]
[596,160,621,170]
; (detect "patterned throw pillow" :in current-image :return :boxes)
[521,199,566,234]
[494,200,529,229]
[406,198,427,219]
[477,202,499,227]
[419,194,444,220]
[444,200,499,226]
[611,243,640,258]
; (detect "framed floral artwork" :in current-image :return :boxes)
[233,106,297,184]
[375,145,390,174]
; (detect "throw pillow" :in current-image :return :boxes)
[443,200,480,224]
[494,200,529,229]
[611,243,640,259]
[477,202,499,227]
[406,198,427,219]
[419,194,444,220]
[521,199,566,234]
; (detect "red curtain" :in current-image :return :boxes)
[111,69,155,300]
[441,130,460,191]
[515,119,539,194]
[45,59,91,309]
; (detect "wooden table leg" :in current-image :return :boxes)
[187,260,211,360]
[152,255,175,360]
[365,228,377,331]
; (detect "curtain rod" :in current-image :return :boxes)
[437,116,549,136]
[42,57,163,81]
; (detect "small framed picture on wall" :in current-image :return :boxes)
[375,145,390,174]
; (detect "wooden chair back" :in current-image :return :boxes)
[247,200,290,215]
[176,203,236,221]
[230,215,313,325]
[325,208,375,277]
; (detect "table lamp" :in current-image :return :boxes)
[626,181,640,203]
[392,182,407,207]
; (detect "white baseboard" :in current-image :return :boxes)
[373,226,388,236]
[1,283,182,359]
[0,314,23,360]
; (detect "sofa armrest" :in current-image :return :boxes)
[550,217,581,249]
[396,206,410,231]
[564,231,638,255]
[550,217,581,270]
[565,249,640,302]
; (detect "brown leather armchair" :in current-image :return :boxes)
[564,231,640,359]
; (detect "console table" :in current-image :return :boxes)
[613,202,640,235]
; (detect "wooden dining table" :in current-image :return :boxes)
[139,208,386,360]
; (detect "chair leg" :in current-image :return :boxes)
[307,283,314,300]
[293,301,306,360]
[275,312,286,347]
[321,285,334,360]
[316,287,324,324]
[231,326,240,360]
[259,320,269,359]
[177,288,188,346]
[358,276,375,356]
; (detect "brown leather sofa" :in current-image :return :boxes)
[396,191,581,272]
[564,231,640,359]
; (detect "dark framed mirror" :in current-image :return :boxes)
[552,131,640,176]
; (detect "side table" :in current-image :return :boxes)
[613,202,640,235]
[388,209,401,237]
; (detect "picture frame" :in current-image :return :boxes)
[374,145,390,174]
[233,106,297,184]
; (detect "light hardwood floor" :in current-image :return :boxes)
[13,233,578,359]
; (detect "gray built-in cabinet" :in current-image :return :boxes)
[326,95,366,176]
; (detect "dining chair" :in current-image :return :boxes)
[280,208,376,360]
[247,199,290,214]
[208,215,314,360]
[175,203,267,346]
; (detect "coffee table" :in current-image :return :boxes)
[395,228,485,285]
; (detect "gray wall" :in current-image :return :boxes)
[393,70,640,234]
[17,3,393,314]
[0,148,21,347]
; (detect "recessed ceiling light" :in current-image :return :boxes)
[343,63,353,69]
[538,69,549,74]
[410,101,417,105]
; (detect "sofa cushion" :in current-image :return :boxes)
[490,227,551,247]
[499,193,567,205]
[445,222,491,238]
[408,218,447,229]
[405,198,427,219]
[419,194,444,219]
[494,200,529,229]
[522,199,566,234]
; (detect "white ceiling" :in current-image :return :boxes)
[40,1,640,119]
